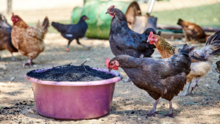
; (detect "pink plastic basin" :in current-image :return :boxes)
[24,68,122,120]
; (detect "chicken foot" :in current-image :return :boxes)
[66,39,72,52]
[164,101,173,117]
[179,81,191,96]
[190,76,200,93]
[23,59,34,67]
[147,99,159,117]
[76,38,91,49]
[122,76,131,83]
[11,53,15,61]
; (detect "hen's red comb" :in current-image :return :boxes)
[109,5,115,9]
[148,31,154,38]
[12,13,14,17]
[105,58,110,68]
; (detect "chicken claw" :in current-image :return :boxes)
[179,82,191,96]
[146,99,159,117]
[66,48,69,52]
[11,56,15,61]
[23,59,34,67]
[122,76,131,83]
[164,101,174,118]
[190,76,200,93]
[147,111,158,117]
[11,53,16,61]
[164,113,173,118]
[82,45,91,50]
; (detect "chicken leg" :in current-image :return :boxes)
[11,53,15,61]
[122,76,131,83]
[190,76,200,93]
[76,38,91,49]
[147,99,159,117]
[23,59,34,67]
[165,101,173,117]
[66,39,72,52]
[179,81,191,96]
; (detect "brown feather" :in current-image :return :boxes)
[11,15,49,60]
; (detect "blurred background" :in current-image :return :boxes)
[1,1,220,123]
[1,0,220,39]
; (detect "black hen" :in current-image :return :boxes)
[106,44,193,117]
[106,5,156,58]
[52,15,89,51]
[0,14,17,60]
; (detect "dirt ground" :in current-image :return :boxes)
[0,0,220,123]
[0,33,220,124]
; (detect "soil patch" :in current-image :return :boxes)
[0,100,34,121]
[27,64,115,81]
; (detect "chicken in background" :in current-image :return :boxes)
[106,44,193,117]
[177,18,207,43]
[0,14,17,60]
[215,61,220,85]
[11,13,49,66]
[51,15,89,52]
[147,30,220,95]
[186,31,220,92]
[215,61,220,74]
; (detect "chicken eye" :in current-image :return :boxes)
[110,9,113,12]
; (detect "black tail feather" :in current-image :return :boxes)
[211,49,220,56]
[206,30,220,45]
[0,14,3,21]
[51,22,70,33]
[209,40,220,56]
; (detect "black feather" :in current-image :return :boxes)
[190,56,207,61]
[109,7,156,58]
[51,15,88,46]
[206,30,220,45]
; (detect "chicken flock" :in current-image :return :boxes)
[105,5,220,117]
[0,5,219,118]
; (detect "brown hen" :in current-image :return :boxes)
[177,18,207,43]
[11,13,49,66]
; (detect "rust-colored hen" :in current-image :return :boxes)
[177,18,207,43]
[11,13,49,66]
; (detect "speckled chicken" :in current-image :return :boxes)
[11,13,49,66]
[106,44,193,117]
[148,31,220,95]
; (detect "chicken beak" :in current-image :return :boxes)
[108,68,112,72]
[106,11,109,14]
[147,39,150,42]
[86,17,89,20]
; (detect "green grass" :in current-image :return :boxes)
[151,3,220,27]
